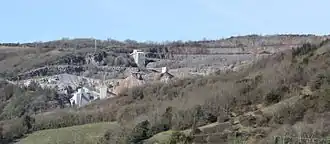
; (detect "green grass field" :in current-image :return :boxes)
[144,130,175,144]
[17,122,119,144]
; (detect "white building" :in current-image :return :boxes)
[161,67,168,73]
[155,67,174,84]
[130,49,146,68]
[70,87,97,107]
[70,85,115,107]
[99,85,108,99]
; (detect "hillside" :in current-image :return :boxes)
[0,34,328,79]
[0,35,330,144]
[103,40,330,144]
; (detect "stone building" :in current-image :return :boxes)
[113,72,145,95]
[156,67,174,83]
[130,49,146,68]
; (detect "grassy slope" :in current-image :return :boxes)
[17,122,119,144]
[139,41,330,143]
[17,41,330,144]
[0,35,326,77]
[3,38,330,144]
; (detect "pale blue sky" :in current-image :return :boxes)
[1,0,330,43]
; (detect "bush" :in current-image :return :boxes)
[100,126,128,144]
[292,43,317,57]
[126,120,152,144]
[116,103,150,124]
[128,87,144,100]
[271,102,306,125]
[302,57,309,64]
[167,131,192,144]
[171,105,217,130]
[310,72,330,90]
[0,82,69,120]
[1,88,32,119]
[0,117,30,143]
[264,89,283,105]
[313,88,330,113]
[22,115,35,133]
[149,123,170,137]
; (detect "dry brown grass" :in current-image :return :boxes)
[104,39,330,143]
[3,39,330,143]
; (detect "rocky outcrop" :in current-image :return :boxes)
[85,51,107,66]
[10,65,140,81]
[13,65,85,80]
[53,54,86,65]
[51,51,108,66]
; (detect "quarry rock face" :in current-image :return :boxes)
[15,66,85,80]
[5,35,319,104]
[20,74,102,92]
[52,51,108,66]
[53,54,86,65]
[85,51,107,66]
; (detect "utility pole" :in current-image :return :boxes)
[74,42,77,54]
[35,42,41,79]
[94,39,97,54]
[35,42,38,56]
[16,75,19,86]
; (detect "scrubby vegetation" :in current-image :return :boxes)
[0,34,326,49]
[1,36,330,143]
[102,39,330,143]
[0,35,327,81]
[0,81,68,120]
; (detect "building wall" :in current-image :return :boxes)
[70,87,93,107]
[99,86,107,99]
[71,93,89,107]
[133,52,145,67]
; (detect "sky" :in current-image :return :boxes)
[1,0,330,43]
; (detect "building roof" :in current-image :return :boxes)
[155,72,174,81]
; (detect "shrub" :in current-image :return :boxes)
[126,120,152,144]
[116,103,150,124]
[264,89,283,105]
[149,123,171,137]
[167,131,193,144]
[171,105,217,130]
[22,115,35,133]
[0,117,29,143]
[148,107,173,136]
[100,126,128,144]
[271,102,306,125]
[26,80,41,91]
[0,82,70,120]
[313,88,330,113]
[311,73,327,90]
[310,72,330,90]
[302,57,309,64]
[292,43,317,57]
[128,87,144,100]
[1,89,31,119]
